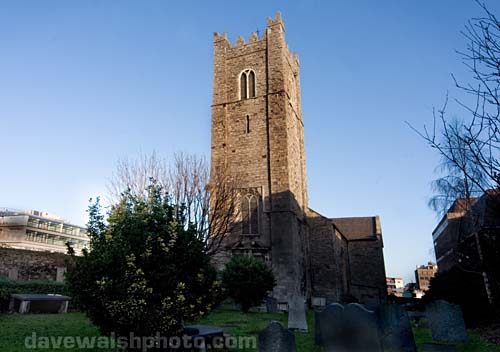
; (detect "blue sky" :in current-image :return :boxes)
[2,0,499,283]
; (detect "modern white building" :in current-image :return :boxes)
[386,277,405,297]
[0,208,89,255]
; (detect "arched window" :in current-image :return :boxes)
[242,194,259,235]
[248,71,255,98]
[239,69,256,99]
[240,73,247,99]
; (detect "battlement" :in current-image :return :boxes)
[213,11,285,48]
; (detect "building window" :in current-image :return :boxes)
[246,115,250,133]
[242,193,259,234]
[240,69,256,99]
[248,71,255,97]
[240,73,247,99]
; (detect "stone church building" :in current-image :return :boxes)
[210,13,387,308]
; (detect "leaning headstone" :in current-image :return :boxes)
[287,295,308,332]
[316,303,382,352]
[266,297,278,314]
[426,300,468,343]
[378,303,417,352]
[258,321,296,352]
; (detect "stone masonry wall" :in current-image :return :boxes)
[0,247,69,281]
[348,239,387,306]
[211,13,387,307]
[211,13,308,303]
[306,209,349,304]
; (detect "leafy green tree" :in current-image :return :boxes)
[221,256,276,313]
[66,182,221,342]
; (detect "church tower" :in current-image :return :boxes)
[211,12,308,302]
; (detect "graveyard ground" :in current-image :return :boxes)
[0,308,499,352]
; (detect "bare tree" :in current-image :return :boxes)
[427,117,487,216]
[410,1,500,306]
[412,1,500,199]
[107,151,169,201]
[107,152,238,256]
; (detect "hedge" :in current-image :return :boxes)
[0,278,68,312]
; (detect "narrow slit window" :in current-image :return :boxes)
[246,115,250,133]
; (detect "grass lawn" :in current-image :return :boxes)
[413,325,500,352]
[0,313,115,352]
[196,306,321,352]
[0,308,499,351]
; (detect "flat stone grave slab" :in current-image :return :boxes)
[421,343,458,351]
[9,294,71,314]
[183,325,225,350]
[184,325,224,339]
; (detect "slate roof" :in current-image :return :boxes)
[331,216,381,241]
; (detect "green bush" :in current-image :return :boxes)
[0,278,67,312]
[66,183,221,342]
[221,256,276,313]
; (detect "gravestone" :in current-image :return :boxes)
[311,297,326,308]
[315,303,344,345]
[316,303,382,352]
[287,294,308,332]
[426,300,468,343]
[8,267,19,281]
[266,297,278,314]
[378,303,417,352]
[341,304,383,352]
[258,321,296,352]
[56,267,67,282]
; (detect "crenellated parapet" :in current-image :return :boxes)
[210,10,388,310]
[212,11,300,105]
[249,32,259,43]
[213,31,231,47]
[213,11,287,49]
[235,35,246,47]
[267,11,285,31]
[213,30,265,48]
